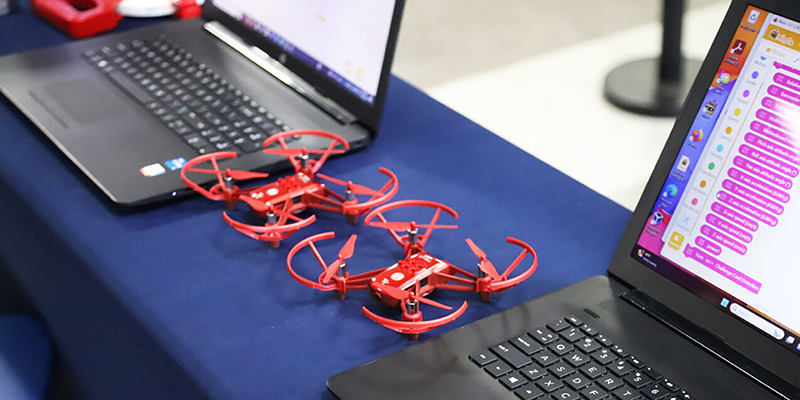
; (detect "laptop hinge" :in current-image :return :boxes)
[204,21,357,125]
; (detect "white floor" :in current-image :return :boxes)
[423,3,730,210]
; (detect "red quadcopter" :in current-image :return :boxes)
[286,200,539,339]
[181,130,399,247]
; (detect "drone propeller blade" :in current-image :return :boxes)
[479,259,501,282]
[367,221,458,231]
[239,195,267,212]
[466,239,500,281]
[465,238,487,259]
[315,173,380,196]
[322,259,342,283]
[263,148,305,158]
[414,295,453,311]
[225,169,270,180]
[372,281,410,300]
[338,234,358,260]
[314,172,347,186]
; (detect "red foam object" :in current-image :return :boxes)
[173,0,200,19]
[31,0,123,38]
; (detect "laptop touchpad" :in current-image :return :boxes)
[40,78,126,127]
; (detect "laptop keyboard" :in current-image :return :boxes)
[469,315,694,400]
[82,36,292,155]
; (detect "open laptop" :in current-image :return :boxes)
[327,1,800,399]
[0,0,405,205]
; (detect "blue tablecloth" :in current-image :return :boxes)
[0,4,631,399]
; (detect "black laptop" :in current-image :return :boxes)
[327,1,800,399]
[0,0,405,205]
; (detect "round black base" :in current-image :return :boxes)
[604,58,702,117]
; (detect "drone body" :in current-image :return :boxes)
[181,130,399,247]
[287,200,539,339]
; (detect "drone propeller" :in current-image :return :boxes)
[263,148,346,158]
[224,169,270,180]
[321,234,358,282]
[372,282,453,311]
[315,173,381,196]
[465,239,501,281]
[367,221,458,232]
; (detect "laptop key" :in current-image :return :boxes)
[549,387,579,399]
[658,378,679,392]
[532,350,558,366]
[612,385,643,399]
[595,334,613,346]
[576,337,602,353]
[534,377,563,393]
[610,360,635,376]
[611,345,629,357]
[511,335,543,355]
[565,351,589,367]
[565,315,583,326]
[547,361,574,378]
[547,319,570,332]
[547,340,574,356]
[214,141,233,151]
[520,365,547,380]
[566,371,591,390]
[468,350,496,366]
[515,385,545,400]
[624,371,651,389]
[580,384,608,400]
[591,348,618,365]
[578,361,606,379]
[597,375,624,391]
[197,145,215,155]
[238,140,262,153]
[627,355,646,368]
[490,343,532,369]
[641,383,668,400]
[484,360,512,378]
[641,367,662,380]
[559,328,585,343]
[580,324,598,336]
[499,371,528,390]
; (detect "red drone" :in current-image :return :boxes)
[181,130,399,247]
[286,200,539,339]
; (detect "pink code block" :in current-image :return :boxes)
[739,144,799,178]
[728,168,791,203]
[774,72,800,93]
[749,121,797,156]
[711,202,759,232]
[700,224,747,254]
[705,213,754,243]
[733,156,793,190]
[684,245,762,294]
[695,235,722,256]
[744,132,800,166]
[716,191,779,227]
[722,179,784,215]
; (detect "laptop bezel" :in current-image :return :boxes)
[608,0,800,393]
[201,0,406,133]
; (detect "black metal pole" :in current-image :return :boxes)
[603,0,701,117]
[661,0,686,82]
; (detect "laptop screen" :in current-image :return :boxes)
[211,0,397,105]
[634,5,800,356]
